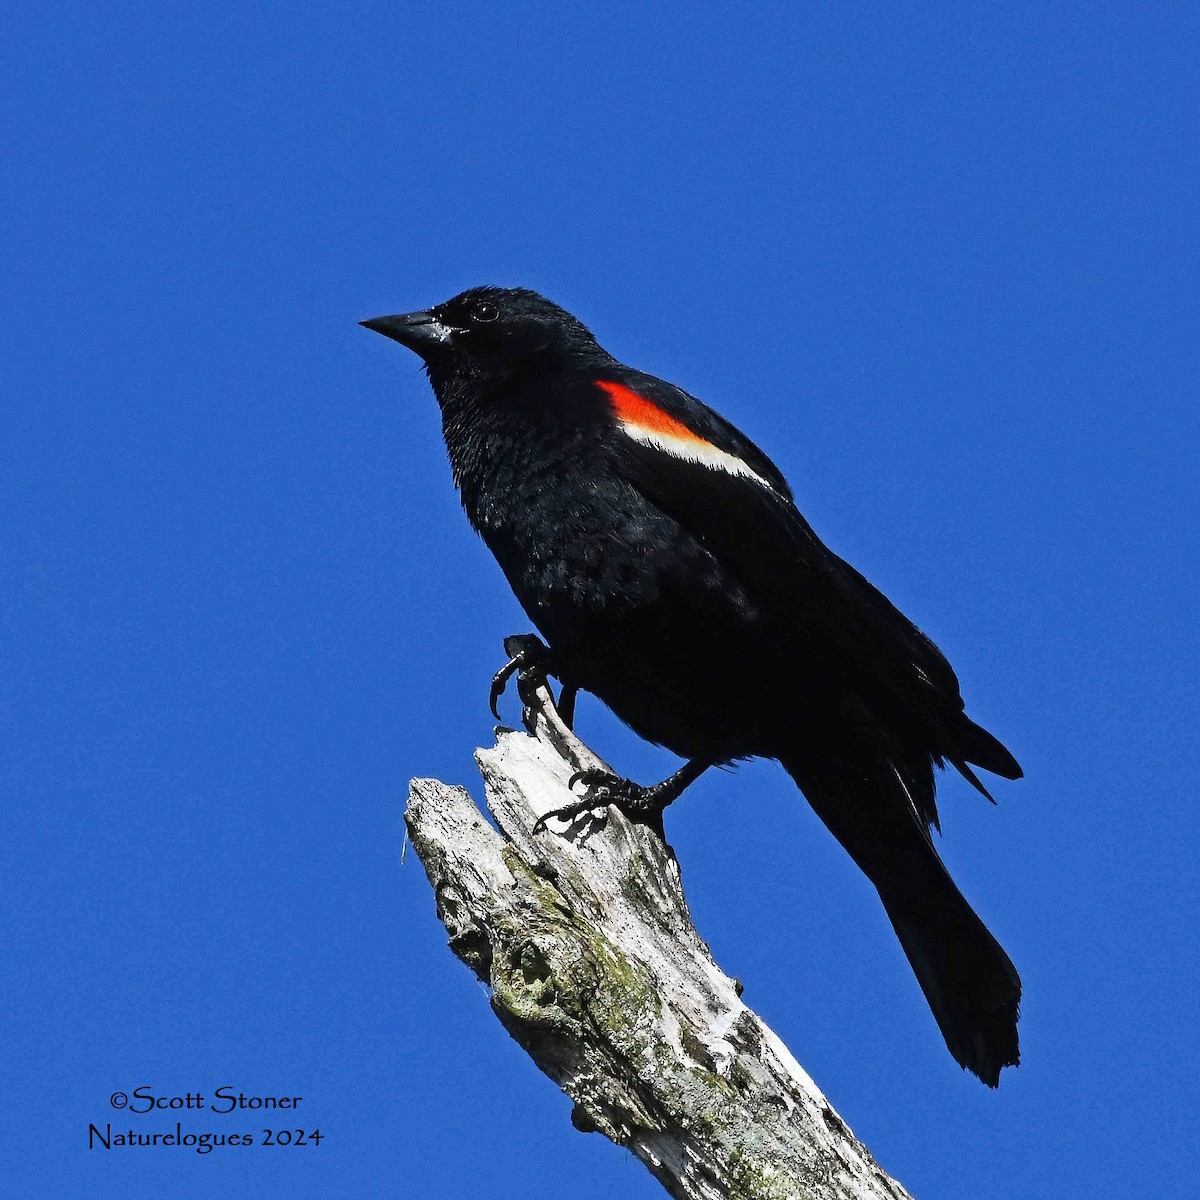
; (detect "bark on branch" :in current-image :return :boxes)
[405,676,914,1200]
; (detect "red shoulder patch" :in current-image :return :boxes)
[595,380,709,447]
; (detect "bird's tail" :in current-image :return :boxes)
[782,747,1020,1085]
[874,847,1020,1085]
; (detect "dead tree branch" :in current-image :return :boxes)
[405,674,914,1200]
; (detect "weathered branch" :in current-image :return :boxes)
[405,676,914,1200]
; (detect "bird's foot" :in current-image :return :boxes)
[491,634,578,733]
[490,634,554,732]
[532,769,673,835]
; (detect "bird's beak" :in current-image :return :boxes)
[359,311,455,356]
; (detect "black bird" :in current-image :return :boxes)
[362,286,1022,1085]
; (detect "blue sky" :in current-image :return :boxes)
[4,3,1197,1197]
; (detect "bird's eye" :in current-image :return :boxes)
[471,301,500,323]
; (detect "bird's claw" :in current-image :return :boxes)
[489,634,553,729]
[531,795,608,835]
[489,655,523,720]
[531,768,660,834]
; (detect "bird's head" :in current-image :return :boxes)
[361,287,606,387]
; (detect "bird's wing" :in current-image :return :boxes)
[600,373,967,729]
